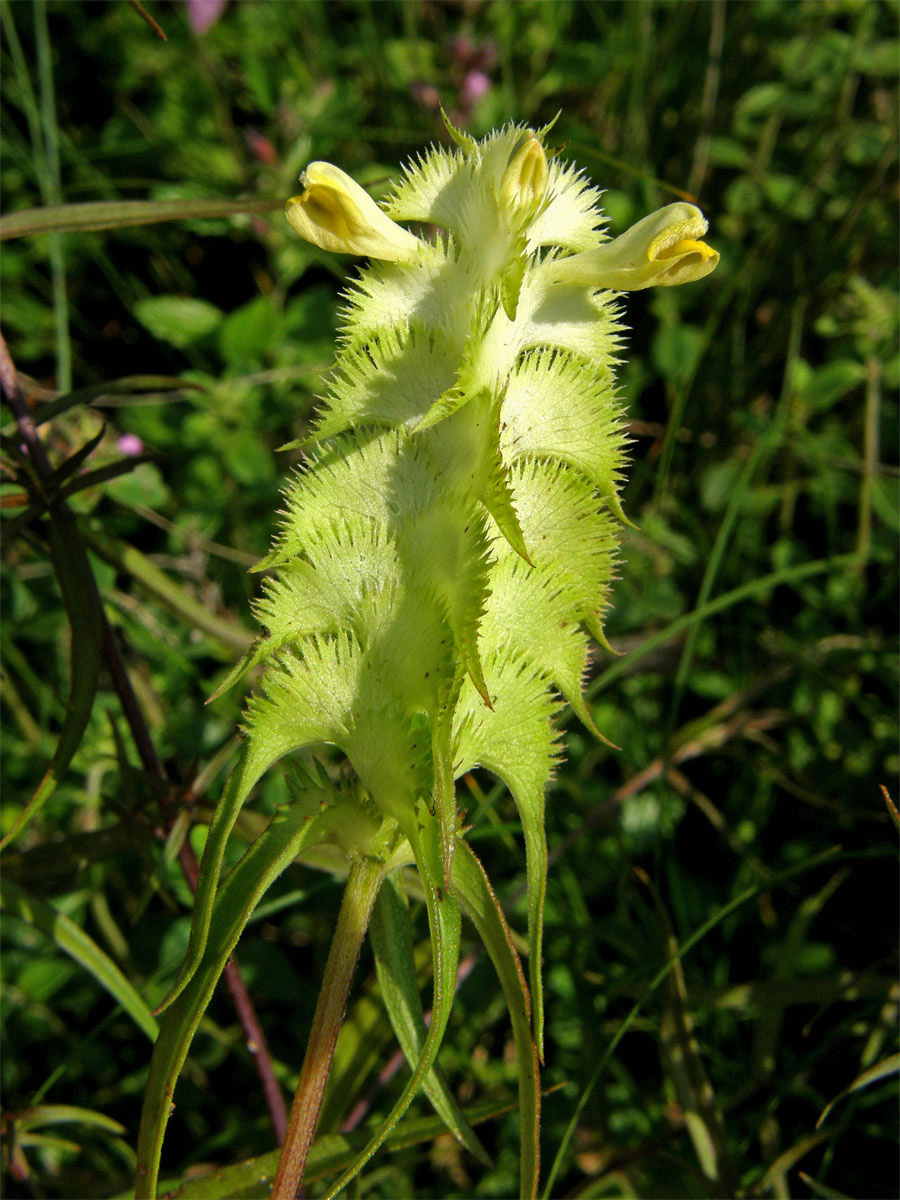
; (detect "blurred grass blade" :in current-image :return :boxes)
[17,1130,81,1154]
[0,195,284,241]
[758,1128,835,1194]
[753,869,850,1084]
[17,1104,125,1134]
[81,528,253,654]
[28,375,202,430]
[60,453,157,501]
[452,841,541,1200]
[0,508,103,851]
[590,554,860,697]
[370,870,491,1166]
[320,818,462,1200]
[135,797,332,1198]
[816,1052,900,1128]
[798,1171,854,1199]
[0,878,158,1042]
[642,872,735,1192]
[541,845,845,1198]
[34,0,71,391]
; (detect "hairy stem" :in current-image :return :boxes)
[272,857,385,1199]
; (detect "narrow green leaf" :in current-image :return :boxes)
[49,420,106,487]
[798,1171,854,1199]
[757,1128,835,1194]
[454,650,559,1057]
[321,812,462,1200]
[28,375,201,431]
[135,797,332,1198]
[17,1131,81,1154]
[652,887,735,1192]
[452,841,540,1200]
[153,741,277,1013]
[81,529,253,654]
[16,1104,125,1135]
[0,878,157,1042]
[59,454,156,501]
[0,507,103,850]
[0,196,283,241]
[816,1052,900,1128]
[370,871,491,1166]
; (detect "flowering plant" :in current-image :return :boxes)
[136,115,716,1200]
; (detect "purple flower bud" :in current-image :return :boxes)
[411,82,441,111]
[185,0,227,35]
[461,70,490,106]
[450,34,473,64]
[117,433,144,457]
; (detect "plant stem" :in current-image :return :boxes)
[34,0,71,392]
[177,840,288,1144]
[272,857,385,1200]
[855,355,880,562]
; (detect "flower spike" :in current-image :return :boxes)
[286,161,423,261]
[551,201,719,290]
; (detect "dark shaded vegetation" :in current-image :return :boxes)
[1,1,897,1196]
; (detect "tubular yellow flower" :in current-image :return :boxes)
[550,201,719,290]
[285,161,423,261]
[500,132,549,215]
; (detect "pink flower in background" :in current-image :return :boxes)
[244,127,278,166]
[450,33,474,64]
[411,82,441,111]
[185,0,227,35]
[461,69,490,107]
[117,433,144,457]
[450,35,497,71]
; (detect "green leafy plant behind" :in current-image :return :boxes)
[136,115,717,1200]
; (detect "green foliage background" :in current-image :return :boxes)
[1,1,897,1196]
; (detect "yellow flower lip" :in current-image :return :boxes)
[550,202,719,291]
[656,236,714,261]
[285,161,423,262]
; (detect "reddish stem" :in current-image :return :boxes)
[272,858,385,1199]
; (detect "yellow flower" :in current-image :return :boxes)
[500,132,549,215]
[285,162,423,261]
[551,202,719,290]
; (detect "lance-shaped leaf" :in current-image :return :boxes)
[370,871,490,1166]
[453,650,562,1057]
[452,842,541,1200]
[153,740,280,1012]
[1,507,103,850]
[135,796,335,1198]
[1,878,157,1042]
